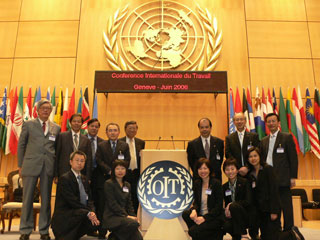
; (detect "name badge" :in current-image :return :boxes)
[277,147,284,153]
[206,189,212,195]
[225,190,232,196]
[216,154,221,160]
[86,195,89,200]
[252,181,256,188]
[123,186,129,193]
[49,135,56,141]
[118,154,125,160]
[247,145,253,150]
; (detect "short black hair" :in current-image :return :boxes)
[106,122,120,132]
[223,158,239,172]
[194,158,214,178]
[88,118,100,127]
[70,113,83,123]
[111,159,128,181]
[265,113,279,122]
[197,118,212,128]
[70,150,87,161]
[124,120,138,130]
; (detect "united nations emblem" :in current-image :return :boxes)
[137,160,193,219]
[103,1,222,71]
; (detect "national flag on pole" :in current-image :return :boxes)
[306,88,320,159]
[292,88,305,154]
[9,87,23,155]
[272,88,279,114]
[279,88,289,133]
[23,87,32,121]
[92,89,98,119]
[267,88,273,114]
[314,89,320,141]
[32,87,41,119]
[46,87,51,101]
[247,88,256,132]
[49,87,56,122]
[77,87,83,114]
[297,86,310,154]
[286,88,300,153]
[5,88,17,155]
[235,87,242,113]
[242,88,250,131]
[261,87,269,135]
[229,88,235,134]
[54,88,63,126]
[81,87,90,134]
[0,88,7,150]
[254,87,266,139]
[67,88,75,130]
[61,88,69,132]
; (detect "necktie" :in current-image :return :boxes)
[42,122,46,133]
[267,134,276,166]
[112,141,116,154]
[239,132,244,166]
[205,139,210,159]
[90,137,96,168]
[77,175,87,205]
[74,134,79,150]
[129,139,137,170]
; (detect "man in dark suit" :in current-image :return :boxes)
[86,118,104,237]
[96,122,130,238]
[187,118,224,181]
[56,113,92,180]
[18,99,61,240]
[260,113,298,231]
[225,112,260,176]
[51,150,99,239]
[119,120,145,213]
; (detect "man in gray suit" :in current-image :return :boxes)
[18,99,61,240]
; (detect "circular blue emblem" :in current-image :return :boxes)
[137,160,193,219]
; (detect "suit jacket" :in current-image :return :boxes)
[86,134,104,168]
[260,132,298,187]
[56,130,93,180]
[222,176,252,209]
[96,140,130,187]
[187,136,224,181]
[119,136,145,172]
[103,179,135,229]
[247,165,280,214]
[18,118,61,177]
[51,170,94,237]
[191,177,223,221]
[225,131,260,168]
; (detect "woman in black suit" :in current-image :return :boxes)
[102,159,143,240]
[247,147,304,240]
[182,158,223,240]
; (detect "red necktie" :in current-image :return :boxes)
[42,122,46,132]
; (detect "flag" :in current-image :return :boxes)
[46,87,51,100]
[81,87,90,134]
[32,87,37,117]
[49,87,56,122]
[266,88,273,114]
[54,88,63,126]
[32,87,41,119]
[292,88,305,153]
[261,87,269,135]
[272,88,279,114]
[247,88,256,132]
[67,88,75,130]
[229,88,235,134]
[0,88,7,150]
[297,86,310,154]
[9,87,23,155]
[306,88,320,158]
[242,88,250,131]
[93,89,98,119]
[5,88,16,155]
[314,89,320,141]
[286,88,300,153]
[23,87,32,121]
[77,87,83,114]
[61,88,69,132]
[279,88,289,133]
[235,87,242,113]
[254,87,266,140]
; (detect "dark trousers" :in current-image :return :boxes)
[90,168,100,232]
[109,218,142,240]
[126,169,140,214]
[279,186,294,231]
[182,209,223,240]
[223,202,248,239]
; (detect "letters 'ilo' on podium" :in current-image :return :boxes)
[139,149,190,240]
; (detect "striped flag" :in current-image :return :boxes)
[46,87,51,100]
[254,87,265,139]
[286,88,300,153]
[81,87,90,134]
[229,88,235,134]
[5,88,17,155]
[23,87,32,121]
[297,86,310,154]
[93,89,98,119]
[305,88,320,158]
[235,87,242,113]
[61,88,69,132]
[77,87,83,114]
[32,87,41,119]
[266,88,273,114]
[261,87,269,135]
[314,89,320,141]
[279,88,289,133]
[54,88,63,126]
[247,88,256,132]
[0,88,7,150]
[242,88,250,131]
[49,87,56,122]
[272,88,279,114]
[292,88,305,154]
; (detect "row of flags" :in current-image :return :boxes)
[229,87,320,159]
[0,87,99,156]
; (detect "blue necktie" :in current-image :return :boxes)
[77,175,87,205]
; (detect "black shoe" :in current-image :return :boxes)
[292,226,305,240]
[40,234,51,240]
[19,234,30,240]
[87,231,99,237]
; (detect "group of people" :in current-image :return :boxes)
[16,98,305,240]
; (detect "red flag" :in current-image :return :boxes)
[261,87,269,135]
[67,88,75,130]
[61,88,69,132]
[81,87,90,133]
[235,87,242,113]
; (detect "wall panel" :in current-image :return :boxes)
[0,22,18,58]
[305,0,320,21]
[314,60,320,87]
[15,21,79,57]
[247,21,311,58]
[20,0,81,21]
[309,22,320,58]
[245,0,306,21]
[0,0,21,21]
[0,59,13,90]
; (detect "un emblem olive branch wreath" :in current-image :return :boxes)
[103,3,222,71]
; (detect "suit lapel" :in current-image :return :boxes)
[273,132,282,155]
[210,136,216,158]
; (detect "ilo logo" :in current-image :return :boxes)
[137,160,193,219]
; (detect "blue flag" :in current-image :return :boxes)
[0,88,7,149]
[229,88,235,134]
[93,90,98,119]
